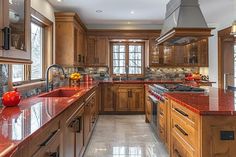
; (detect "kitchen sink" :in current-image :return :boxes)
[39,89,79,97]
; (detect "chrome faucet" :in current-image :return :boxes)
[45,64,67,92]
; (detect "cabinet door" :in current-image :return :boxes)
[77,26,85,65]
[55,22,76,65]
[129,88,144,112]
[101,84,115,112]
[0,1,4,56]
[75,108,84,157]
[86,36,96,65]
[84,102,91,145]
[116,88,129,111]
[96,37,108,66]
[1,0,31,62]
[146,96,152,122]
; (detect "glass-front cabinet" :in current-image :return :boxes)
[149,38,208,67]
[0,0,31,63]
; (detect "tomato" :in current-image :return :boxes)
[2,88,21,107]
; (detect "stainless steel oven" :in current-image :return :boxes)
[148,95,159,134]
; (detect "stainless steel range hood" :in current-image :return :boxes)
[157,0,213,45]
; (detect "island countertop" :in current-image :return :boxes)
[0,82,98,157]
[164,87,236,116]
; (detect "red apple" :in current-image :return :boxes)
[2,88,21,107]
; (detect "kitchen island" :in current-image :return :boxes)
[161,88,236,157]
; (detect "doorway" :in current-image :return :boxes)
[218,27,235,89]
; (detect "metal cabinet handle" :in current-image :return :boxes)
[2,27,10,50]
[50,152,59,157]
[78,54,81,62]
[40,129,60,147]
[174,108,189,117]
[68,117,81,133]
[174,149,182,157]
[174,124,188,136]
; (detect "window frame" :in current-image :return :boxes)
[10,8,53,85]
[110,41,145,77]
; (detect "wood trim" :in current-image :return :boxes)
[110,42,145,77]
[88,29,161,39]
[0,57,32,64]
[218,27,234,89]
[157,27,214,45]
[31,8,53,26]
[55,12,87,31]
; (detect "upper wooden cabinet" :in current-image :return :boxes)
[0,0,31,64]
[55,12,87,66]
[149,38,208,67]
[86,36,109,66]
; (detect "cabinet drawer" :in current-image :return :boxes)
[171,100,196,127]
[171,134,195,157]
[171,113,196,148]
[29,116,61,156]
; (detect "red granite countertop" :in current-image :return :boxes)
[164,87,236,116]
[98,80,215,85]
[0,82,98,157]
[99,80,183,84]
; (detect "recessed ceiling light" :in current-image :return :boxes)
[130,11,135,14]
[57,0,62,2]
[96,10,103,13]
[127,22,131,24]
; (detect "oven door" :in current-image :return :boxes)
[148,95,159,132]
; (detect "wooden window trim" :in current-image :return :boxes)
[110,41,145,78]
[10,8,53,85]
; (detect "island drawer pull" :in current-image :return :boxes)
[174,149,182,157]
[175,124,188,136]
[174,108,189,117]
[40,129,60,147]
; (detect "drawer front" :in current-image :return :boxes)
[171,101,196,127]
[29,116,61,156]
[159,125,166,142]
[171,113,196,148]
[171,134,195,157]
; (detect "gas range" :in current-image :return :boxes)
[148,84,205,102]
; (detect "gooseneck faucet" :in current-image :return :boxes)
[45,64,67,92]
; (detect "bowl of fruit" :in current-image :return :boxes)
[70,73,81,86]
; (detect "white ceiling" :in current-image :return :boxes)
[48,0,235,29]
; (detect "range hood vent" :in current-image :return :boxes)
[157,0,213,45]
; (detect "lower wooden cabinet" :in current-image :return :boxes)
[101,84,115,112]
[115,84,144,112]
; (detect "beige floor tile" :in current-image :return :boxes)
[83,115,169,157]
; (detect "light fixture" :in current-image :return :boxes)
[130,10,135,14]
[57,0,62,2]
[96,10,103,13]
[231,20,236,37]
[127,21,131,24]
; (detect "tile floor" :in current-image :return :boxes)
[83,115,169,157]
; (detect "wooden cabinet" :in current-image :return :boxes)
[55,12,86,66]
[149,39,208,67]
[28,116,61,157]
[145,85,152,123]
[101,84,115,113]
[86,36,109,66]
[158,100,167,143]
[170,100,200,157]
[115,84,144,112]
[116,87,129,111]
[0,0,31,63]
